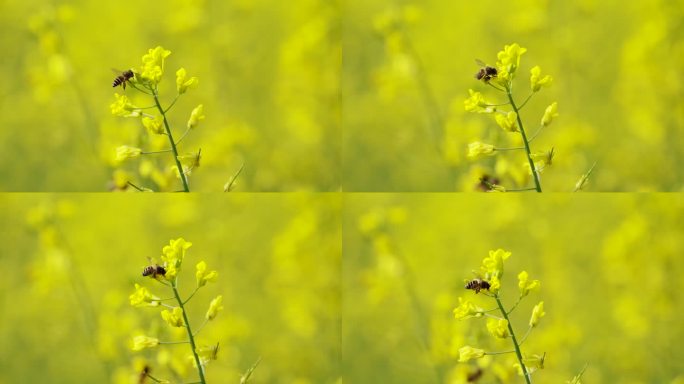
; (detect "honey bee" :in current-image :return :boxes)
[142,263,166,278]
[112,69,134,90]
[138,365,150,384]
[474,59,497,82]
[467,368,483,382]
[465,278,491,294]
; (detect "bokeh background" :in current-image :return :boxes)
[343,0,684,191]
[343,194,684,383]
[0,0,340,191]
[0,194,341,383]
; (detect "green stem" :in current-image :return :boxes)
[171,281,206,384]
[151,88,190,192]
[495,295,531,384]
[505,85,542,192]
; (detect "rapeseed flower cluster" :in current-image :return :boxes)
[453,249,545,383]
[464,44,562,192]
[129,238,221,384]
[109,46,205,192]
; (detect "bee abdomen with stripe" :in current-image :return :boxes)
[465,278,491,294]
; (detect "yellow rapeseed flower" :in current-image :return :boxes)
[140,46,171,84]
[495,111,518,132]
[115,145,142,162]
[129,283,161,307]
[529,301,545,327]
[458,346,485,362]
[453,297,485,320]
[196,261,218,287]
[187,104,205,129]
[161,307,185,328]
[541,102,559,126]
[176,67,198,94]
[205,295,223,320]
[486,318,510,339]
[530,66,552,92]
[142,115,164,135]
[464,89,496,113]
[467,141,496,159]
[481,249,511,279]
[132,335,159,351]
[518,271,541,297]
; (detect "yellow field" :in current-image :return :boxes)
[342,0,684,191]
[0,0,340,191]
[0,194,341,383]
[1,0,683,383]
[343,194,684,383]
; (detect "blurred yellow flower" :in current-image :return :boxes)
[196,261,218,287]
[162,238,192,263]
[132,335,159,351]
[205,295,223,320]
[140,46,171,84]
[467,141,496,159]
[464,89,496,113]
[496,43,527,81]
[142,115,164,135]
[481,249,511,279]
[187,104,205,129]
[177,152,201,171]
[529,301,545,328]
[161,238,192,279]
[453,297,484,320]
[110,93,139,117]
[176,67,198,94]
[515,353,545,375]
[488,275,501,294]
[541,102,559,127]
[530,66,552,92]
[115,145,142,162]
[495,111,519,132]
[486,318,510,339]
[458,346,485,362]
[129,283,161,307]
[161,307,185,328]
[194,343,220,367]
[517,270,541,297]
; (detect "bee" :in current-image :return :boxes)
[467,368,483,382]
[112,69,134,90]
[138,365,150,384]
[142,258,166,278]
[465,278,491,294]
[474,59,497,82]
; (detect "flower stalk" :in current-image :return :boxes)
[495,294,532,384]
[129,238,222,383]
[151,87,190,192]
[109,46,204,192]
[505,86,542,192]
[171,280,205,383]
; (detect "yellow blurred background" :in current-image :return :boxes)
[342,0,684,191]
[0,194,340,383]
[343,194,684,383]
[0,0,340,191]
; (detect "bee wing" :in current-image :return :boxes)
[112,68,125,75]
[147,256,159,264]
[475,59,487,67]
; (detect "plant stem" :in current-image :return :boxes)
[151,88,190,192]
[505,85,542,192]
[171,281,206,384]
[495,295,531,384]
